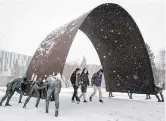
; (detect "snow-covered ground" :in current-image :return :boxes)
[0,87,165,121]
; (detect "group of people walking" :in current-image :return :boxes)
[70,68,104,103]
[0,73,62,117]
[0,68,164,118]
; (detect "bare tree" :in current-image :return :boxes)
[80,56,88,70]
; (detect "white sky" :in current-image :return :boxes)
[0,0,165,65]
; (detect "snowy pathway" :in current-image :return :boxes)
[0,87,165,121]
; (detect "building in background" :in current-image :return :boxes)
[0,50,32,86]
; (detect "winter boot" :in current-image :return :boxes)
[0,102,2,106]
[35,104,38,108]
[23,104,26,108]
[5,103,12,106]
[84,100,87,103]
[99,100,103,103]
[55,110,59,117]
[18,101,22,103]
[71,100,75,103]
[46,110,48,113]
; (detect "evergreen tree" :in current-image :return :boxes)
[145,43,155,67]
[80,56,88,70]
[146,43,159,84]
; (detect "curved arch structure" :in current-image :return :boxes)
[27,3,155,94]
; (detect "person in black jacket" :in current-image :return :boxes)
[79,68,89,102]
[70,68,81,103]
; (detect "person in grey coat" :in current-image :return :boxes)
[45,73,62,117]
[23,78,45,108]
[0,75,28,106]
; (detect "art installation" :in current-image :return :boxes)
[26,3,155,94]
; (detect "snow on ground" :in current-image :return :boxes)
[0,87,165,121]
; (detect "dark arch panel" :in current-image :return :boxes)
[26,3,155,94]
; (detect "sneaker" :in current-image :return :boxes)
[99,100,103,103]
[89,97,92,101]
[35,105,38,108]
[5,103,12,106]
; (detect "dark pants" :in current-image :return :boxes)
[0,85,22,105]
[128,92,133,99]
[23,87,40,108]
[109,92,114,97]
[72,85,79,101]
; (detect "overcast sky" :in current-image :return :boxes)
[0,0,165,65]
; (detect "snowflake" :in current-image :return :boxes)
[103,56,106,58]
[101,28,103,31]
[133,75,138,79]
[115,40,117,43]
[110,30,114,32]
[129,27,132,30]
[113,70,116,73]
[118,32,121,35]
[104,36,107,39]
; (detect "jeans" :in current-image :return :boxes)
[90,85,102,100]
[72,85,79,101]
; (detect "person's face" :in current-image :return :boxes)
[84,69,88,73]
